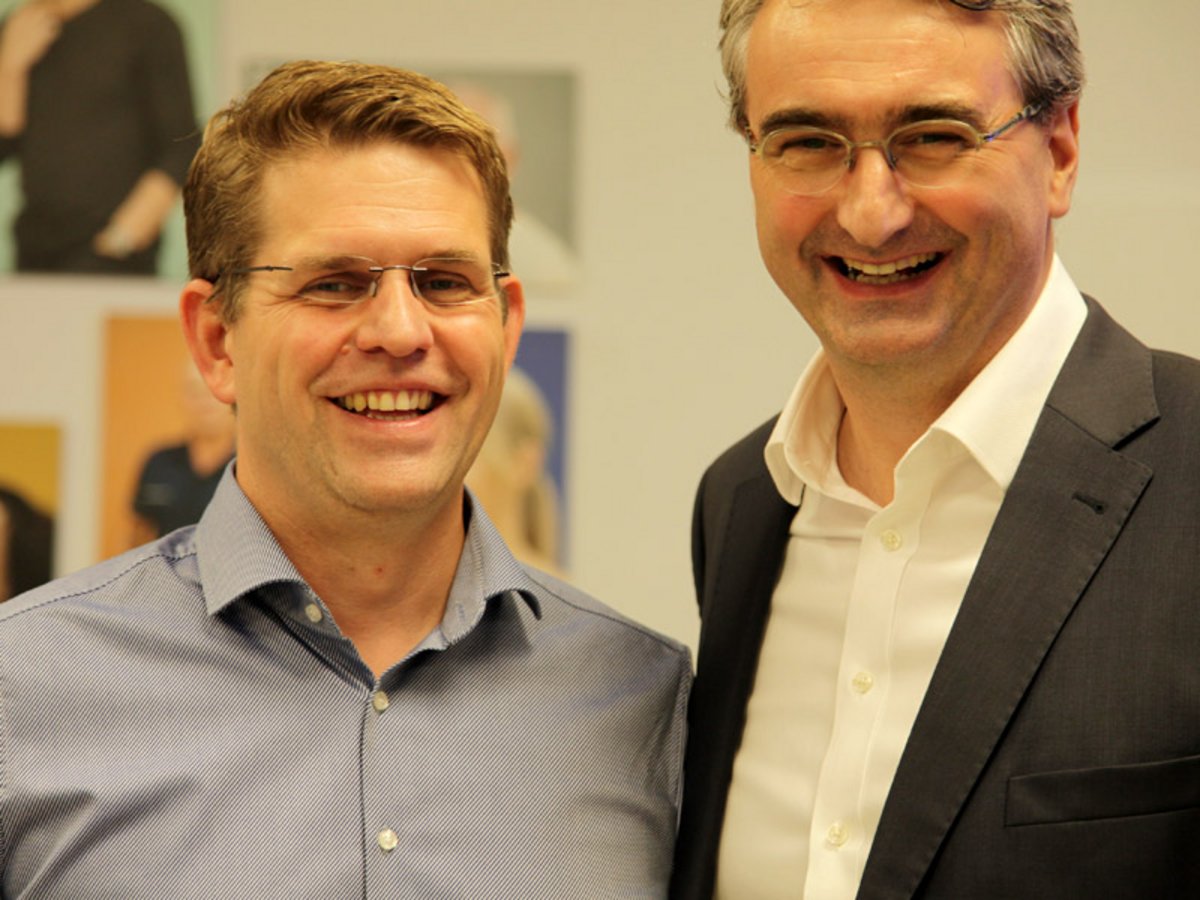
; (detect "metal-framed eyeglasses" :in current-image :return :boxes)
[747,102,1045,197]
[216,256,510,307]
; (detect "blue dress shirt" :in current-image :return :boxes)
[0,468,691,898]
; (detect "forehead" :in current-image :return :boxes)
[254,141,489,259]
[745,0,1020,130]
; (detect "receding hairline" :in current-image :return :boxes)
[722,0,1083,132]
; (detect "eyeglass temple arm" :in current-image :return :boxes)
[984,102,1045,142]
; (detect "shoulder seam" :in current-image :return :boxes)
[519,570,688,654]
[0,547,196,622]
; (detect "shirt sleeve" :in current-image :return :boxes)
[135,3,200,185]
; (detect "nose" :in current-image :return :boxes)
[352,268,433,358]
[835,146,916,249]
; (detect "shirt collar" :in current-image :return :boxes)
[194,466,541,629]
[930,255,1085,489]
[434,492,544,648]
[765,254,1087,503]
[765,351,842,506]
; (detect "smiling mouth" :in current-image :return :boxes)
[833,252,943,285]
[334,389,439,420]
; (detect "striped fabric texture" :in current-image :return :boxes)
[0,471,691,898]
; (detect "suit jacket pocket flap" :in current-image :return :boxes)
[1007,753,1200,826]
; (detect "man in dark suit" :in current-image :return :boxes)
[672,0,1200,898]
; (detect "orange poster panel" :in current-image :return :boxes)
[100,316,193,561]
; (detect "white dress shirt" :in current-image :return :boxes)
[716,257,1087,899]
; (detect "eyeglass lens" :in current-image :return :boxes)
[759,120,983,194]
[267,258,500,306]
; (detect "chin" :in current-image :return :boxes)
[339,478,460,516]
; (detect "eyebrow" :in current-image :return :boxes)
[288,250,484,269]
[757,102,989,136]
[756,108,843,135]
[899,102,988,131]
[289,254,375,270]
[420,249,482,263]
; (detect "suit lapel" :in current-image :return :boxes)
[859,300,1158,899]
[675,457,797,896]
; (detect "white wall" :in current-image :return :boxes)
[1056,3,1200,352]
[1,2,1197,648]
[0,277,181,575]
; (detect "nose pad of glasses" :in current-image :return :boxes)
[846,143,902,176]
[366,266,404,300]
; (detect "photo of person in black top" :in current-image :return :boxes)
[0,0,199,274]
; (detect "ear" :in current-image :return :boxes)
[1046,100,1080,220]
[180,279,237,406]
[499,276,525,371]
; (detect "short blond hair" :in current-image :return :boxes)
[185,60,513,321]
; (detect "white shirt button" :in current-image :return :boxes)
[304,603,324,624]
[372,690,390,714]
[851,671,874,694]
[377,828,398,853]
[880,529,903,551]
[826,821,850,848]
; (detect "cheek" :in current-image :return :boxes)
[752,168,824,236]
[754,188,825,270]
[431,325,507,410]
[937,157,1040,232]
[750,167,783,238]
[943,185,1040,257]
[232,325,318,407]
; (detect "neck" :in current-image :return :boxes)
[828,256,1053,506]
[831,361,966,506]
[264,495,467,677]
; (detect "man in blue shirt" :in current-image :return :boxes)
[0,60,690,898]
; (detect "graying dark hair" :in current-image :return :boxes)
[718,0,1084,131]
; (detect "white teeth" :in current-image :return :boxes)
[844,252,937,275]
[338,390,434,414]
[843,252,938,279]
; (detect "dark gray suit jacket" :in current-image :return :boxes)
[671,298,1200,899]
